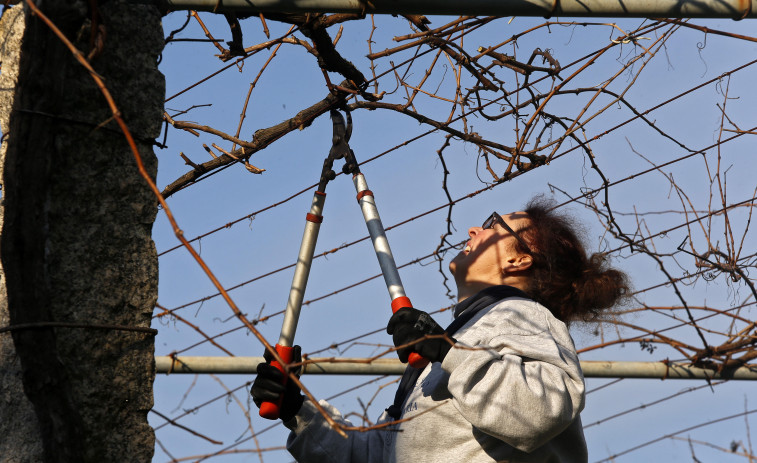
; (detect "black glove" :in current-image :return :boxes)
[250,345,304,422]
[386,307,455,364]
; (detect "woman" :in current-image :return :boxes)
[251,196,629,462]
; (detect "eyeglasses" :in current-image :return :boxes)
[482,212,532,254]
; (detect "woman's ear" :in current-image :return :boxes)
[503,254,533,274]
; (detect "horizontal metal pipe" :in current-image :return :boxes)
[147,0,757,18]
[155,356,757,380]
[580,360,757,380]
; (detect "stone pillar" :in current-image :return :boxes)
[0,2,164,461]
[0,5,45,463]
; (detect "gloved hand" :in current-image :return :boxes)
[386,307,455,364]
[250,345,305,422]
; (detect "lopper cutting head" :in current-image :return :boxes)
[330,108,351,143]
[319,109,359,191]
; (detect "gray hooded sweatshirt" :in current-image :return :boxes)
[285,296,588,462]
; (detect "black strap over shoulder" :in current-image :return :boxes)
[385,285,530,420]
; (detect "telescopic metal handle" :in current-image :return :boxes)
[352,173,429,369]
[259,191,326,419]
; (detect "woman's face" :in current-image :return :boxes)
[449,211,532,288]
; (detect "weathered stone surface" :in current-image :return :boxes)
[0,5,45,463]
[1,1,163,461]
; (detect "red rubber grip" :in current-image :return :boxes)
[259,344,295,420]
[356,189,374,202]
[390,297,430,369]
[408,352,429,369]
[390,296,413,313]
[305,213,323,223]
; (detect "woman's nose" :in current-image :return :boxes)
[468,226,483,238]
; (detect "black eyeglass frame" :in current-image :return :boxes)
[482,212,533,254]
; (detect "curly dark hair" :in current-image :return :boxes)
[515,196,630,323]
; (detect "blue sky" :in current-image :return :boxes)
[150,10,757,462]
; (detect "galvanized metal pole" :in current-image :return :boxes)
[155,356,757,380]
[148,0,757,18]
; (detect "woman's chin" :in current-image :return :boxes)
[449,252,467,275]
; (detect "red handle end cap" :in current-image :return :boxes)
[408,353,429,369]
